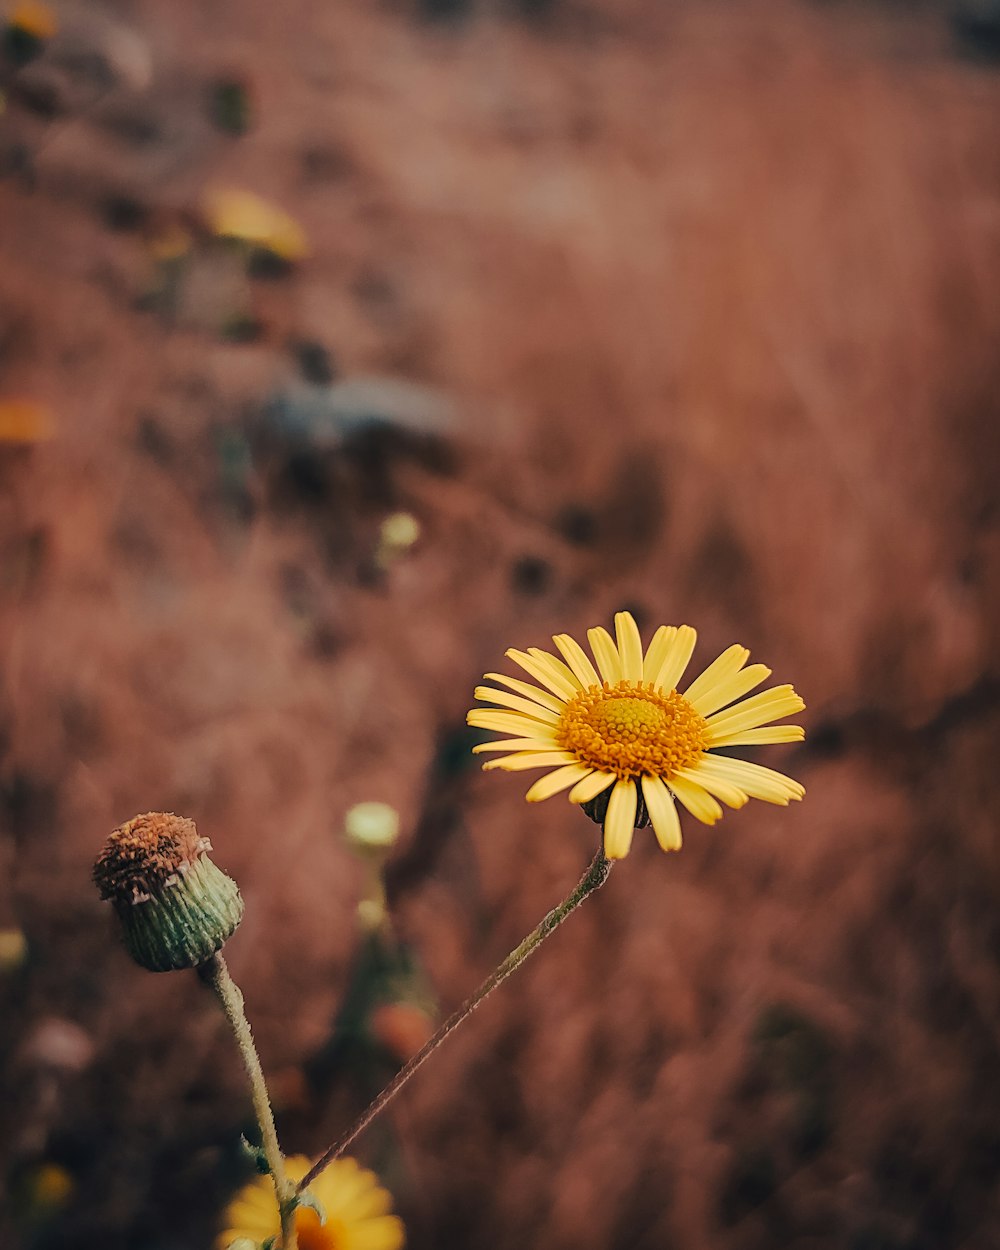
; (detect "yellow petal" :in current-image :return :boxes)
[707,724,805,748]
[614,611,644,683]
[705,685,805,736]
[674,764,748,809]
[528,647,583,693]
[467,710,560,739]
[344,1184,393,1217]
[587,626,622,684]
[310,1157,369,1212]
[351,1216,406,1250]
[668,775,723,825]
[483,751,576,772]
[282,1156,313,1184]
[472,737,565,754]
[682,644,749,706]
[603,779,637,858]
[473,686,561,723]
[525,763,593,801]
[652,625,697,692]
[698,755,804,803]
[641,774,683,851]
[688,662,771,716]
[568,769,617,804]
[506,648,578,699]
[552,633,601,687]
[484,671,565,714]
[642,625,677,683]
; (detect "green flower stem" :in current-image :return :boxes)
[298,848,613,1195]
[200,954,298,1250]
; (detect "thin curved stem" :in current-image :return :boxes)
[298,848,612,1194]
[201,954,298,1250]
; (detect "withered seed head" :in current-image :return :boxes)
[94,812,209,904]
[93,812,244,972]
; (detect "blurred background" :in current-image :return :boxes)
[1,0,999,1247]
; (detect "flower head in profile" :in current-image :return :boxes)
[468,613,805,859]
[218,1155,404,1250]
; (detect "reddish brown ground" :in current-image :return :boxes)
[1,1,1000,1248]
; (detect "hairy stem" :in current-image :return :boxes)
[299,849,612,1194]
[201,954,298,1250]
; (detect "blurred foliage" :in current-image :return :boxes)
[208,78,253,137]
[306,928,436,1099]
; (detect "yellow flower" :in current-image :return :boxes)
[26,1161,74,1210]
[0,399,53,443]
[218,1155,404,1250]
[203,188,309,261]
[468,612,805,859]
[8,1,58,40]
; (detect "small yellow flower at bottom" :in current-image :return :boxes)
[468,612,805,859]
[218,1155,404,1250]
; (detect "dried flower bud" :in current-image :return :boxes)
[93,812,243,972]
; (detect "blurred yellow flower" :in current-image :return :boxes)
[379,512,420,551]
[26,1162,74,1210]
[344,802,400,852]
[147,223,193,264]
[7,1,58,40]
[203,188,308,261]
[0,399,53,443]
[469,611,805,859]
[218,1155,404,1250]
[0,926,28,972]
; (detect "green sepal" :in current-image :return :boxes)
[296,1189,327,1224]
[114,854,243,972]
[239,1136,271,1175]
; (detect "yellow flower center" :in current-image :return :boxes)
[296,1208,346,1250]
[557,681,708,780]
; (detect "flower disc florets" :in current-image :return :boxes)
[557,681,708,780]
[94,812,208,905]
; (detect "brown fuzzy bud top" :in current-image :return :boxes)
[93,812,210,905]
[93,811,243,972]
